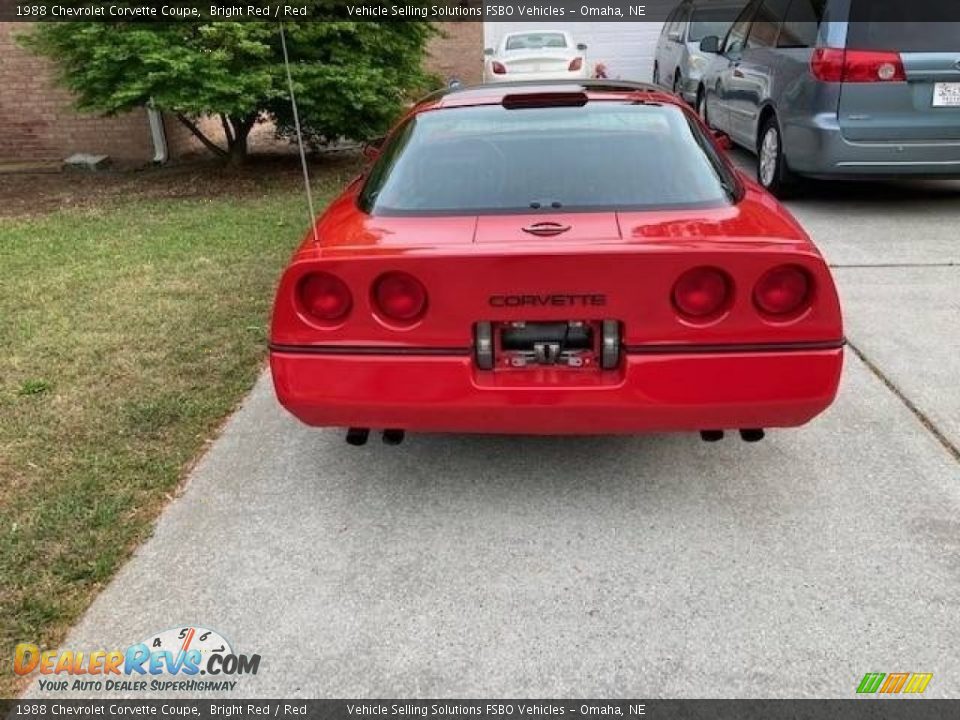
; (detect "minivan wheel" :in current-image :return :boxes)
[653,64,660,86]
[673,72,682,96]
[758,116,798,198]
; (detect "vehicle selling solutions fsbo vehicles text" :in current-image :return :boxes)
[484,5,646,17]
[345,4,482,17]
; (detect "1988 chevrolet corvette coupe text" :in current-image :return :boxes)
[269,81,844,443]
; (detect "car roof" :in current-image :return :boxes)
[502,30,572,38]
[415,80,683,112]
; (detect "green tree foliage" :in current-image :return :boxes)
[21,21,437,163]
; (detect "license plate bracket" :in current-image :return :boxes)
[474,320,621,371]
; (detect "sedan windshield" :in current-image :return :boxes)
[505,33,568,51]
[359,102,736,216]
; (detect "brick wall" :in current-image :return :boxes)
[0,22,219,164]
[0,23,160,163]
[426,22,484,86]
[0,21,483,165]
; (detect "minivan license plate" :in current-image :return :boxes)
[933,83,960,107]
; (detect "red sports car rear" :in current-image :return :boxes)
[269,82,843,440]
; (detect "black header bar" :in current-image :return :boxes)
[3,0,960,22]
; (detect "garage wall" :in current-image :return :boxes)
[427,22,484,85]
[482,22,665,83]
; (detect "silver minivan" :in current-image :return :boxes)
[696,0,960,196]
[654,0,748,103]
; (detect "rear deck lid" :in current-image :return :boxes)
[474,213,621,244]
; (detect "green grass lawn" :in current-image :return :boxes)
[0,158,358,696]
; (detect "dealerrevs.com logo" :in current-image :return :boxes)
[15,626,261,693]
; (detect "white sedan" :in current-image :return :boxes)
[483,31,593,83]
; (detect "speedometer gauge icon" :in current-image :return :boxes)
[141,626,233,665]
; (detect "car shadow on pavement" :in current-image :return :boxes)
[728,147,960,206]
[293,426,815,530]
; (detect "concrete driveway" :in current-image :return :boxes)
[29,161,960,699]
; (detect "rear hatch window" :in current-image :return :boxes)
[847,20,960,53]
[360,102,737,216]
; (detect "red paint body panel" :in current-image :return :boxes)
[270,350,843,434]
[269,83,844,435]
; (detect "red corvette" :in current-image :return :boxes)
[269,81,843,445]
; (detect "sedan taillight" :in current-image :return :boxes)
[491,61,507,75]
[811,47,906,83]
[297,272,352,324]
[568,57,584,72]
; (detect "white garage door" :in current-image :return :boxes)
[482,22,665,83]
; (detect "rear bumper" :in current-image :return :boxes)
[270,346,844,435]
[785,114,960,177]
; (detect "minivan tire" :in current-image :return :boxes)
[757,115,799,198]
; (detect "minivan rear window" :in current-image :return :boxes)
[848,2,960,52]
[847,23,960,53]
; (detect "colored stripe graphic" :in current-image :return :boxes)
[857,672,933,694]
[857,673,885,693]
[903,673,933,694]
[880,673,910,693]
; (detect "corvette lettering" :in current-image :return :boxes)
[489,294,607,308]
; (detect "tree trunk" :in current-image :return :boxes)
[224,114,256,166]
[174,112,257,165]
[227,133,248,166]
[175,113,227,159]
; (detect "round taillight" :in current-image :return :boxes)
[373,272,427,323]
[754,265,812,317]
[877,62,897,81]
[672,267,731,320]
[297,272,352,323]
